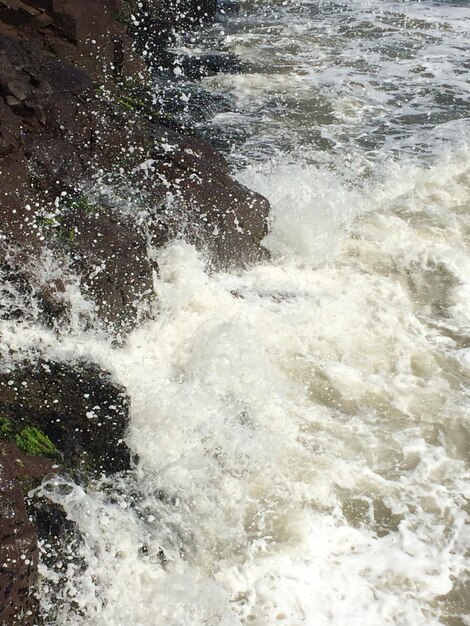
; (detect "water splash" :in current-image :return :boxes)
[29,143,470,625]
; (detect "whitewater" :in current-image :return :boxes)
[3,0,470,624]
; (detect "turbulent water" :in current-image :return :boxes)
[5,0,470,624]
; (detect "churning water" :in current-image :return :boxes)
[8,0,470,624]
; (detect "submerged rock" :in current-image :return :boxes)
[217,0,241,15]
[177,51,246,79]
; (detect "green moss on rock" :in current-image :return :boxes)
[0,416,13,438]
[70,194,92,212]
[0,418,59,459]
[15,427,59,459]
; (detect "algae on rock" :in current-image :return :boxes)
[0,417,59,459]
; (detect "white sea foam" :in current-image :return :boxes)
[203,0,470,166]
[23,143,469,625]
[1,0,467,623]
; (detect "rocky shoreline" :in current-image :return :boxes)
[0,1,270,623]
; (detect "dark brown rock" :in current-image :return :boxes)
[0,441,58,626]
[7,78,32,100]
[0,358,131,625]
[58,206,155,334]
[0,1,271,623]
[0,0,40,24]
[0,0,146,82]
[147,125,270,267]
[0,97,21,154]
[0,0,270,335]
[0,360,131,476]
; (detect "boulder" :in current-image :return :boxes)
[0,360,131,477]
[0,0,270,335]
[0,28,269,333]
[0,359,131,625]
[0,361,129,626]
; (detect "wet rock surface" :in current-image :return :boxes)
[147,124,270,267]
[0,360,131,477]
[55,205,155,335]
[0,0,271,622]
[0,441,58,626]
[0,0,270,334]
[0,359,131,624]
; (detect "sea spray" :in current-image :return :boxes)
[28,144,470,625]
[1,0,466,623]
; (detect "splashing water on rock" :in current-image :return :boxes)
[1,0,470,625]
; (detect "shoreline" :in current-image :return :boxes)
[0,2,269,623]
